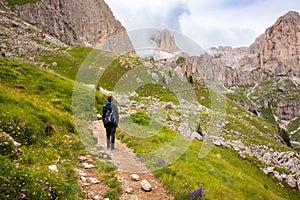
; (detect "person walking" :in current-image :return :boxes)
[102,95,119,151]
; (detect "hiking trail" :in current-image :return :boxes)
[79,120,174,200]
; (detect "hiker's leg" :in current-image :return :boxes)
[111,127,116,150]
[106,127,111,149]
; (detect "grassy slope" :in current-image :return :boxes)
[37,46,93,80]
[98,58,299,199]
[0,56,119,199]
[228,77,300,150]
[118,113,300,200]
[0,57,84,199]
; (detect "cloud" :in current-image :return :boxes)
[106,0,190,31]
[105,0,300,49]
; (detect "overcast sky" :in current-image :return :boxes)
[105,0,300,50]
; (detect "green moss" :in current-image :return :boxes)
[5,0,40,6]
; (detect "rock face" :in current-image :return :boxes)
[206,11,300,85]
[0,0,66,59]
[151,29,179,52]
[172,11,300,122]
[260,11,300,77]
[14,0,134,53]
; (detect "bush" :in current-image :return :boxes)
[130,112,151,126]
[176,56,186,65]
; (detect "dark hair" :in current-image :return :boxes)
[107,95,113,102]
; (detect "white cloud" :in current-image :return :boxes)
[105,0,300,49]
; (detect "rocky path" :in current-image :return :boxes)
[87,120,174,200]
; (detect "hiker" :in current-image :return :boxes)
[102,95,119,151]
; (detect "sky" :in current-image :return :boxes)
[104,0,300,50]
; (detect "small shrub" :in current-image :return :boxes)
[131,112,151,126]
[278,126,291,147]
[176,56,186,65]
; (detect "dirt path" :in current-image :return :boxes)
[89,120,174,200]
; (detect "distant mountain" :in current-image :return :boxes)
[170,11,300,149]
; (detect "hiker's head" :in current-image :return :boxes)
[107,95,113,102]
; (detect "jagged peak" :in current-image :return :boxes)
[279,10,300,20]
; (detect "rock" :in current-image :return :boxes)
[262,152,273,165]
[239,152,247,159]
[262,167,274,175]
[89,177,101,184]
[52,62,57,67]
[130,91,139,98]
[15,0,135,55]
[151,73,160,82]
[151,29,179,52]
[273,171,283,182]
[48,165,58,172]
[286,174,296,188]
[81,176,87,182]
[140,179,152,192]
[0,132,23,157]
[125,187,134,193]
[93,195,101,200]
[82,163,96,169]
[19,194,26,199]
[78,155,93,162]
[131,174,140,181]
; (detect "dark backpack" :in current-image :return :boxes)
[104,108,116,127]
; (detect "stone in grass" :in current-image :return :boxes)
[131,174,140,181]
[52,62,57,67]
[82,162,96,169]
[81,176,87,182]
[93,195,101,200]
[89,177,101,184]
[48,165,58,172]
[140,179,152,192]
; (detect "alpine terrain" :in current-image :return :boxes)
[0,0,299,199]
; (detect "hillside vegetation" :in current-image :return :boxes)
[0,56,118,199]
[1,46,299,200]
[96,55,300,199]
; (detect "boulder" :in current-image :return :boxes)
[131,174,140,181]
[140,179,152,192]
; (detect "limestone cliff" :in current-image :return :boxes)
[14,0,134,54]
[173,11,300,124]
[260,11,300,76]
[208,11,300,85]
[151,29,179,52]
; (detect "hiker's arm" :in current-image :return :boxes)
[102,107,106,123]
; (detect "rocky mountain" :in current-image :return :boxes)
[209,11,300,126]
[150,29,179,52]
[0,0,134,56]
[159,11,300,149]
[181,11,300,87]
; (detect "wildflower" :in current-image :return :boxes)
[189,187,207,200]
